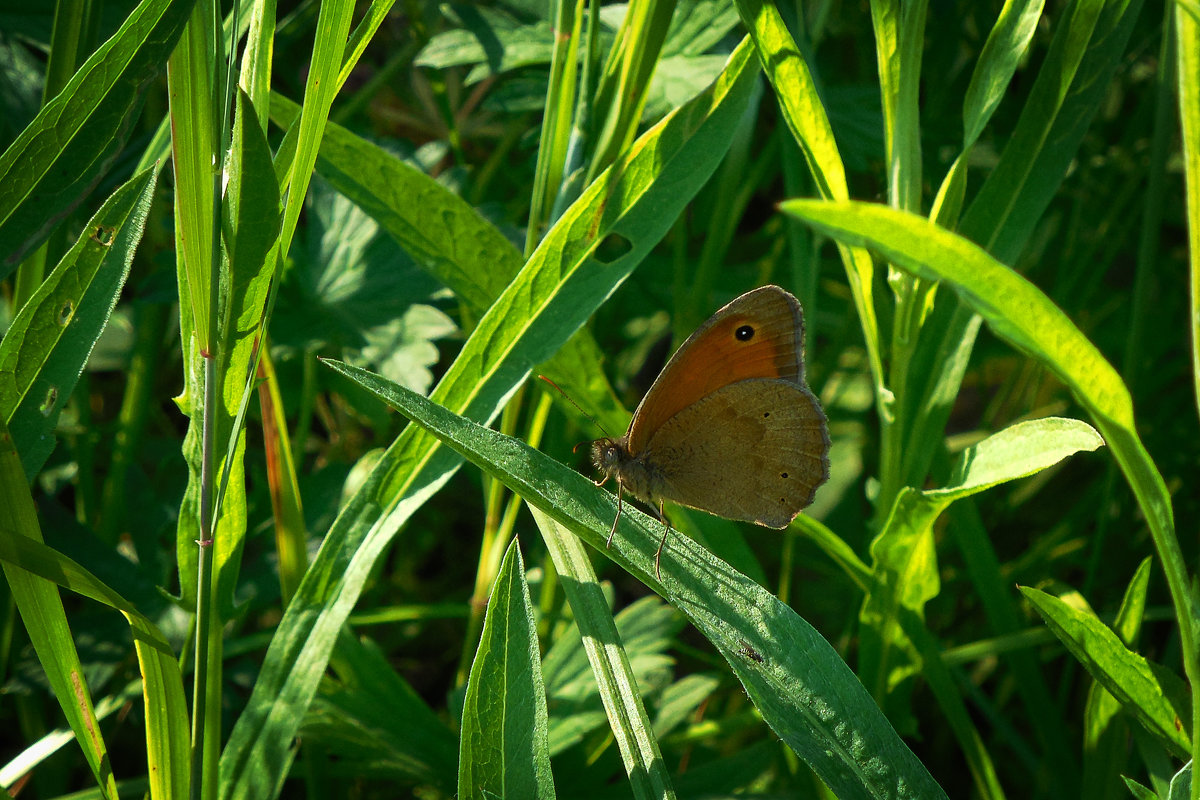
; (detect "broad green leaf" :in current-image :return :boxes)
[859,418,1103,715]
[330,360,948,800]
[415,5,556,83]
[458,540,554,800]
[1021,587,1190,758]
[219,41,760,800]
[927,417,1104,503]
[0,168,157,478]
[0,0,195,273]
[0,427,188,799]
[779,201,1184,665]
[534,510,676,798]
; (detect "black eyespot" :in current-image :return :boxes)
[763,411,770,418]
[780,472,789,479]
[735,324,755,341]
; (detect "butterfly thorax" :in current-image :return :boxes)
[591,436,667,503]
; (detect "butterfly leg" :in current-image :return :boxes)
[606,482,624,548]
[653,501,671,580]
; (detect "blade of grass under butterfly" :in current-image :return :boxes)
[329,360,948,800]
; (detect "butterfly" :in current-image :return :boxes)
[592,285,831,577]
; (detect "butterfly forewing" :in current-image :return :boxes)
[626,286,806,453]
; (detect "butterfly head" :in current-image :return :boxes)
[590,436,629,479]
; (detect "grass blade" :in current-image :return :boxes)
[218,41,760,799]
[0,0,194,272]
[330,360,948,800]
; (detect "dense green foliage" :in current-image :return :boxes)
[0,0,1198,798]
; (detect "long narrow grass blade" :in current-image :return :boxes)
[0,168,157,479]
[219,41,760,800]
[533,509,676,800]
[0,0,194,272]
[331,360,949,800]
[0,436,189,799]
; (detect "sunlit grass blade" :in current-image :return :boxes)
[1178,2,1200,422]
[0,428,188,798]
[0,0,194,273]
[780,197,1197,778]
[0,168,157,479]
[218,42,760,800]
[532,509,676,799]
[733,0,885,399]
[331,360,948,800]
[266,93,629,433]
[458,540,554,799]
[167,0,218,354]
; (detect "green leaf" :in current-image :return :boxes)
[415,5,555,83]
[928,417,1104,502]
[1021,586,1190,758]
[535,512,677,798]
[959,0,1144,261]
[0,424,117,798]
[219,40,760,800]
[0,0,195,272]
[266,92,628,433]
[859,418,1103,718]
[1123,776,1161,800]
[779,201,1183,661]
[458,539,554,800]
[0,425,188,799]
[1083,558,1153,798]
[329,360,948,800]
[0,168,157,478]
[1167,762,1194,800]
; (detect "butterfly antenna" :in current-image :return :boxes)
[537,375,613,442]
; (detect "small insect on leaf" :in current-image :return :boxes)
[736,640,765,664]
[40,385,59,417]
